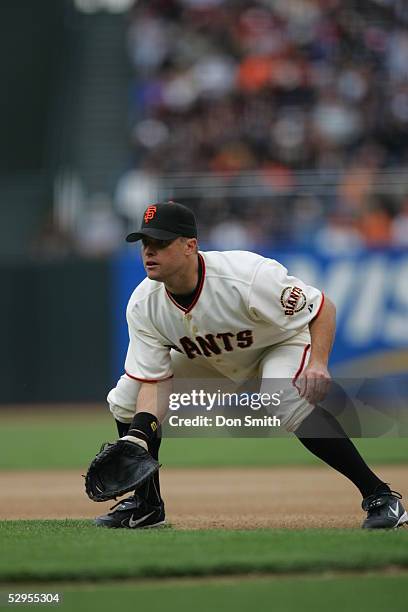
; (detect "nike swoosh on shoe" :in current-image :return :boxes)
[128,511,155,528]
[388,502,400,518]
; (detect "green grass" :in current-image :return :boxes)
[0,416,407,469]
[2,411,406,610]
[2,520,408,612]
[162,437,408,467]
[2,575,408,612]
[1,520,408,582]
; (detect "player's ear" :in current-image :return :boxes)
[184,238,198,255]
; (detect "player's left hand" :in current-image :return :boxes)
[85,439,159,502]
[296,362,331,405]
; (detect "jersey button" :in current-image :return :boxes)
[192,326,198,333]
[185,314,192,321]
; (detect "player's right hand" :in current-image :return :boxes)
[296,362,331,405]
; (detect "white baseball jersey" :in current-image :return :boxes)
[124,250,324,384]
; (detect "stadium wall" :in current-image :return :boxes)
[0,259,110,403]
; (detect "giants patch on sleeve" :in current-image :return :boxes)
[280,286,307,316]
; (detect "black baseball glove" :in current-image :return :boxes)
[85,440,159,502]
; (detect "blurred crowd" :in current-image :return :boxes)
[40,0,408,257]
[115,0,408,252]
[127,0,408,173]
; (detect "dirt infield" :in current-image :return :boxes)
[1,465,407,529]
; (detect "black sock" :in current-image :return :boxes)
[128,411,159,445]
[295,407,390,498]
[115,419,162,505]
[144,430,162,504]
[115,420,130,438]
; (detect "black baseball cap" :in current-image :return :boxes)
[126,201,198,242]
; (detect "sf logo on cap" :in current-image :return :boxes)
[144,205,157,223]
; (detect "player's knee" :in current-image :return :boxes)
[285,402,315,432]
[108,402,134,423]
[265,394,314,433]
[107,374,141,423]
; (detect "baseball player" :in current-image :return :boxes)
[94,201,407,529]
